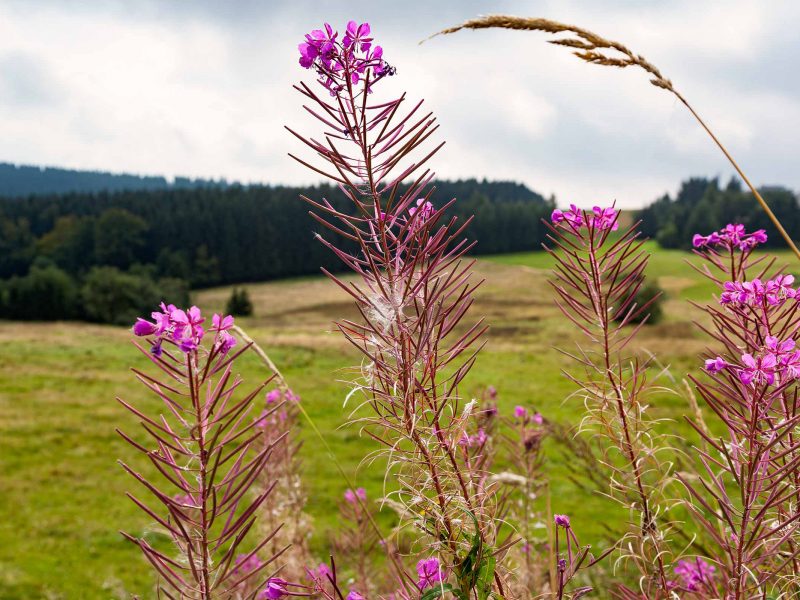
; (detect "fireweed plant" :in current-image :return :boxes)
[290,19,510,598]
[120,306,301,599]
[680,226,800,598]
[254,387,315,582]
[333,487,381,597]
[545,206,678,597]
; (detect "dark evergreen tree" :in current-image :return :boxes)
[225,288,254,317]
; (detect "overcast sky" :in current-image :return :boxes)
[0,0,797,207]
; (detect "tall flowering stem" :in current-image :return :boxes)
[119,305,293,598]
[334,488,380,596]
[500,404,549,595]
[553,515,600,600]
[545,207,676,596]
[255,386,313,581]
[290,20,504,597]
[683,225,800,598]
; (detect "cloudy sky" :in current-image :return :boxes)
[0,0,797,207]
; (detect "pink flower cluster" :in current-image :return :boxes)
[306,563,334,595]
[344,487,366,504]
[416,557,444,590]
[459,428,488,448]
[233,554,286,599]
[673,558,715,592]
[232,553,263,577]
[133,304,236,357]
[692,223,767,251]
[266,387,301,404]
[256,388,300,428]
[719,275,797,307]
[551,205,619,232]
[298,21,393,95]
[704,337,800,387]
[514,405,543,425]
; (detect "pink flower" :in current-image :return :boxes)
[170,306,204,352]
[314,562,332,580]
[722,223,745,244]
[718,277,800,307]
[233,553,263,576]
[750,229,768,245]
[532,411,544,425]
[346,592,366,600]
[765,274,797,304]
[459,428,488,449]
[211,313,234,332]
[262,578,287,599]
[739,352,778,386]
[704,357,728,374]
[782,351,800,380]
[344,487,367,504]
[554,514,570,528]
[514,405,528,419]
[408,198,435,225]
[551,204,584,230]
[266,389,282,404]
[215,331,236,355]
[343,21,372,52]
[589,206,619,231]
[674,558,715,592]
[132,318,158,336]
[416,557,444,590]
[766,336,795,357]
[172,493,196,507]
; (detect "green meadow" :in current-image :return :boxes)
[1,243,795,598]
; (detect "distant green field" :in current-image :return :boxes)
[0,244,796,598]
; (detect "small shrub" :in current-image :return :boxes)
[635,281,664,324]
[225,287,254,316]
[613,277,665,325]
[3,264,78,320]
[81,266,189,325]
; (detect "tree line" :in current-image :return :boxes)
[638,177,800,249]
[0,162,229,198]
[0,179,553,323]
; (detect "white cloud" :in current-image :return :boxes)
[0,0,797,207]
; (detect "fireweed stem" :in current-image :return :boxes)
[231,325,414,593]
[587,228,670,593]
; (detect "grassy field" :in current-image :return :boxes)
[0,242,794,598]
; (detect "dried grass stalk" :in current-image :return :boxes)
[429,15,800,262]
